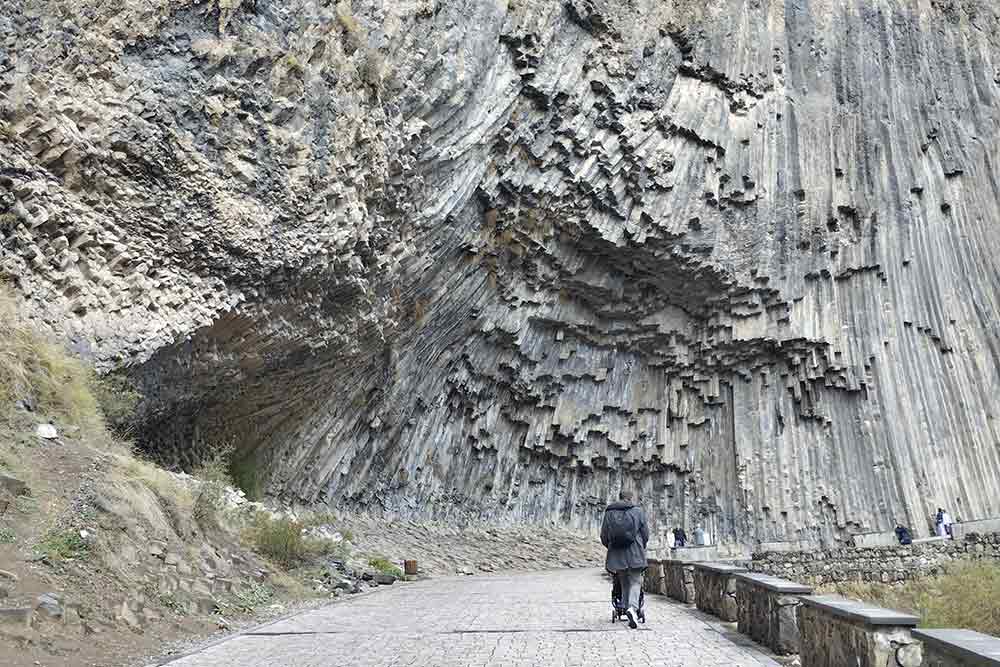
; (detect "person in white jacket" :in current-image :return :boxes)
[935,508,954,537]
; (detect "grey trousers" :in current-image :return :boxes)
[615,568,644,610]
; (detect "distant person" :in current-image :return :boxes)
[666,529,676,549]
[935,508,954,537]
[693,523,708,546]
[895,524,913,545]
[673,526,687,548]
[601,490,649,629]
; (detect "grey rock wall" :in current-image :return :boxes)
[3,0,1000,544]
[749,532,1000,585]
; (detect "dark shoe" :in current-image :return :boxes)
[625,608,638,629]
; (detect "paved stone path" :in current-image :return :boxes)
[157,569,781,667]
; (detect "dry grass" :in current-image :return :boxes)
[91,372,142,436]
[823,561,1000,635]
[412,297,429,324]
[106,454,195,535]
[191,445,235,527]
[0,289,103,436]
[335,1,363,40]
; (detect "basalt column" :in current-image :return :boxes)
[3,0,1000,544]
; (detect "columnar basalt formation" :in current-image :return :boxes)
[3,0,1000,544]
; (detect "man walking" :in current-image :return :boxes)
[601,490,649,629]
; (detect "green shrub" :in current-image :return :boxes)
[231,580,274,614]
[367,556,402,577]
[247,513,307,567]
[158,593,185,615]
[0,526,15,544]
[246,512,340,567]
[37,529,89,561]
[91,372,142,435]
[283,53,304,74]
[192,445,234,527]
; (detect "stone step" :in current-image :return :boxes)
[0,606,34,638]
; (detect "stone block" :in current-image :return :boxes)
[952,519,1000,541]
[34,593,63,620]
[643,559,664,595]
[797,595,920,667]
[0,473,29,497]
[853,531,901,548]
[0,607,33,629]
[757,540,821,554]
[913,628,1000,666]
[116,601,142,631]
[672,546,719,562]
[213,577,234,594]
[735,573,812,655]
[694,563,746,622]
[194,596,217,614]
[663,559,698,605]
[192,580,213,596]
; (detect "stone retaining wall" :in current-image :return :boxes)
[735,573,813,655]
[797,595,922,667]
[749,532,1000,585]
[914,629,1000,667]
[693,563,745,622]
[643,559,664,596]
[648,549,1000,666]
[952,519,1000,542]
[663,559,697,605]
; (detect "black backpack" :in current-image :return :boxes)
[606,508,638,548]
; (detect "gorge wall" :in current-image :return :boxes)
[3,0,1000,546]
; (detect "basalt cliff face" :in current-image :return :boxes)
[3,0,1000,545]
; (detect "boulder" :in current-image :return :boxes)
[194,596,217,614]
[35,423,58,440]
[116,602,142,631]
[0,607,33,637]
[35,593,63,619]
[374,573,396,585]
[0,473,28,497]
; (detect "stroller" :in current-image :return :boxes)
[610,576,646,624]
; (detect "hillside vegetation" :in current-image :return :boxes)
[823,561,1000,636]
[0,288,357,667]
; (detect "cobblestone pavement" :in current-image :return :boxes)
[157,569,780,667]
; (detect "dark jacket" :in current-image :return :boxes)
[601,501,649,571]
